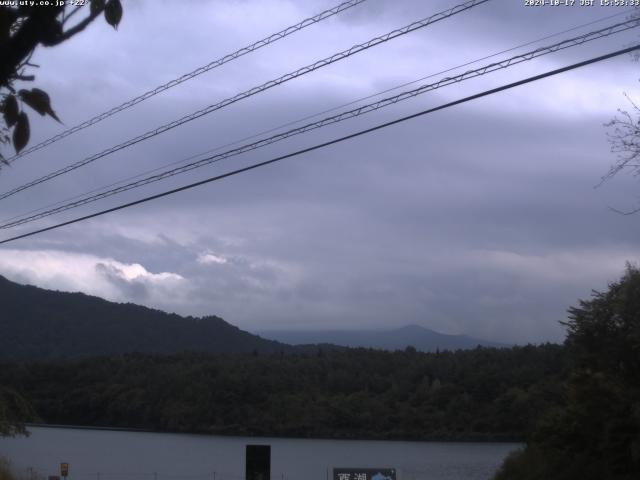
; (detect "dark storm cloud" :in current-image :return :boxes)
[1,0,639,343]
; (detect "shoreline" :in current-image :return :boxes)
[24,423,524,444]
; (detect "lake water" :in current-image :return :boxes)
[0,426,519,480]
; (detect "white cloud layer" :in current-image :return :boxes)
[0,249,184,309]
[197,252,228,265]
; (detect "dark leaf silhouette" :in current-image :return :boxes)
[12,111,29,153]
[90,0,105,17]
[19,88,61,123]
[104,0,122,29]
[39,18,63,46]
[0,3,123,161]
[2,95,19,127]
[0,8,19,43]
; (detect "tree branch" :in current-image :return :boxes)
[62,5,84,26]
[50,7,104,45]
[0,7,63,88]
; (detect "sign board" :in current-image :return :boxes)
[246,445,270,480]
[333,468,396,480]
[60,463,69,478]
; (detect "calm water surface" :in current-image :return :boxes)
[0,426,519,480]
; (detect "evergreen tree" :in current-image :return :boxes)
[495,264,640,480]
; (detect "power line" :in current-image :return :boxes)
[0,0,491,201]
[4,8,630,227]
[2,18,637,230]
[1,44,636,246]
[3,0,369,164]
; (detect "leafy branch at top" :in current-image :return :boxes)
[0,0,123,164]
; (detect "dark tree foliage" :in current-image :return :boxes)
[0,387,38,437]
[0,344,566,441]
[0,1,121,434]
[494,265,640,480]
[0,275,294,359]
[0,0,122,161]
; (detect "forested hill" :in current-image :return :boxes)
[0,275,292,360]
[1,345,567,440]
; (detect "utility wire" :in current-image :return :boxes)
[0,0,490,201]
[2,18,637,230]
[3,0,368,164]
[1,44,637,246]
[3,8,630,227]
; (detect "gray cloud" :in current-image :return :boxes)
[1,0,639,343]
[95,262,151,301]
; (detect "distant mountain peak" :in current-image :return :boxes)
[397,324,432,332]
[258,325,508,352]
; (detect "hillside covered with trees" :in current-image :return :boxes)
[2,266,638,477]
[0,275,293,359]
[495,265,640,480]
[0,344,565,441]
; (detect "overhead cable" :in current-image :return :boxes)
[3,0,369,164]
[0,0,491,201]
[7,7,629,227]
[2,18,637,229]
[1,44,637,245]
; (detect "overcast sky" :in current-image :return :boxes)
[1,0,639,343]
